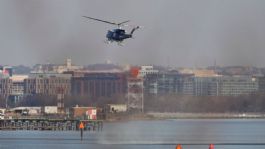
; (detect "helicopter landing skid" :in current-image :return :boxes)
[104,40,123,46]
[117,42,124,46]
[104,40,111,44]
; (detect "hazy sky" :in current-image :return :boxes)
[1,0,265,67]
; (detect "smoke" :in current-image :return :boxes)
[1,0,265,67]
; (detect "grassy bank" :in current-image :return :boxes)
[146,112,265,119]
[105,112,265,122]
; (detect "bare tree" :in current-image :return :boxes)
[144,92,265,113]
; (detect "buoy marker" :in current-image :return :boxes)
[209,144,214,149]
[176,144,182,149]
[79,122,84,141]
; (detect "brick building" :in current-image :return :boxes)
[70,71,127,99]
[0,77,12,99]
[24,73,71,96]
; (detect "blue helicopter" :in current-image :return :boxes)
[83,16,140,45]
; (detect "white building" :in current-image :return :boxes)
[53,58,83,73]
[219,76,258,96]
[43,106,58,114]
[106,104,127,113]
[0,66,13,77]
[31,58,83,74]
[11,107,42,115]
[138,66,159,78]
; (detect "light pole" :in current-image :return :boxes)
[5,97,7,108]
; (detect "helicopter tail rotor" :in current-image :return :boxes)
[130,26,140,35]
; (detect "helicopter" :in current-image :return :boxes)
[83,16,141,45]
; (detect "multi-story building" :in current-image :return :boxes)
[71,71,127,99]
[0,77,12,99]
[193,77,219,96]
[190,69,220,96]
[53,58,83,73]
[254,75,265,92]
[138,65,159,78]
[32,58,83,74]
[127,77,144,111]
[144,69,258,96]
[218,76,258,96]
[144,71,188,95]
[24,73,71,96]
[178,74,194,95]
[9,75,28,103]
[0,66,13,77]
[187,75,258,96]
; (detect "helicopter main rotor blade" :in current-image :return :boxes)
[82,16,117,25]
[117,20,130,26]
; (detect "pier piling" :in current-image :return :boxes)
[0,119,103,131]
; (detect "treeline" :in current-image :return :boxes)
[1,93,265,113]
[144,93,265,113]
[0,96,6,107]
[1,94,126,108]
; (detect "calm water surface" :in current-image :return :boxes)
[0,119,265,149]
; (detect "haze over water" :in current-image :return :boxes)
[0,119,265,149]
[1,0,265,67]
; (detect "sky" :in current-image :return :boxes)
[0,0,265,67]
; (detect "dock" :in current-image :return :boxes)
[0,118,103,131]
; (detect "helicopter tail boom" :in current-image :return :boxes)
[130,26,140,35]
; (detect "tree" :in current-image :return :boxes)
[0,96,6,108]
[17,94,57,107]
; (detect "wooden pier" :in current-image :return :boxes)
[0,118,103,131]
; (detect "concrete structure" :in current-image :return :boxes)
[72,106,97,120]
[127,77,144,112]
[144,72,177,95]
[0,66,13,77]
[0,108,4,119]
[0,119,103,131]
[24,73,71,96]
[0,77,12,100]
[11,107,42,115]
[106,104,127,113]
[193,69,218,77]
[32,58,83,74]
[218,76,258,96]
[190,75,258,96]
[0,108,5,114]
[138,65,159,78]
[179,74,195,95]
[254,75,265,92]
[193,77,219,96]
[9,75,28,103]
[86,108,97,120]
[71,72,127,99]
[144,72,194,95]
[43,106,58,114]
[31,64,54,73]
[144,70,258,96]
[53,58,83,73]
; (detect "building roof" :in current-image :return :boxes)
[10,75,28,82]
[193,69,218,77]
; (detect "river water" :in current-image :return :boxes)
[0,119,265,149]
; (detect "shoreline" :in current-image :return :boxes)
[105,112,265,122]
[147,112,265,119]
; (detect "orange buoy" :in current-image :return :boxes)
[79,122,84,129]
[79,122,85,141]
[176,144,182,149]
[209,144,214,149]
